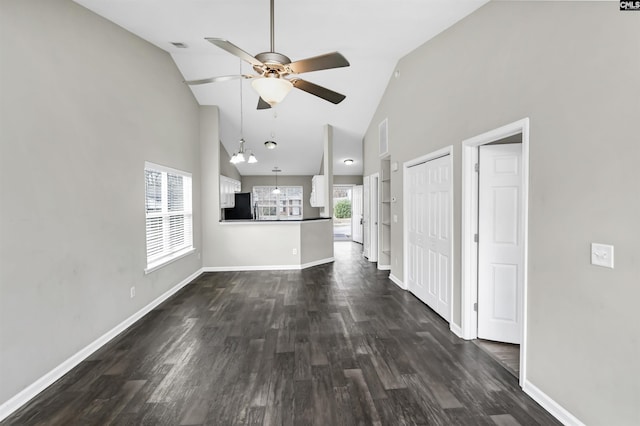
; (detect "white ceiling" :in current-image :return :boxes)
[73,0,487,176]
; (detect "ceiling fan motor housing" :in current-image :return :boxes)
[254,52,293,76]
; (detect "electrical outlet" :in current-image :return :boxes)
[292,248,298,255]
[130,286,136,298]
[591,243,614,268]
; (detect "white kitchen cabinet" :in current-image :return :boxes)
[310,175,325,208]
[220,175,241,208]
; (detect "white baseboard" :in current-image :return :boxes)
[0,268,203,422]
[301,257,334,269]
[449,322,464,338]
[389,273,406,290]
[203,265,299,272]
[202,257,334,272]
[523,380,585,426]
[378,264,391,271]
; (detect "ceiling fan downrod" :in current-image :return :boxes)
[270,0,275,53]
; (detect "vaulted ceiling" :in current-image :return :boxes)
[73,0,488,175]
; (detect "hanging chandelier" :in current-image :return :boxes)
[230,60,257,164]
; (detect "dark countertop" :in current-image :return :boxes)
[220,217,331,223]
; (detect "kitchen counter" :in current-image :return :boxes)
[220,217,331,224]
[207,218,334,270]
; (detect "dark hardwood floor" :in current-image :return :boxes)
[3,242,559,425]
[474,340,520,379]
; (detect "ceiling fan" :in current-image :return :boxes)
[185,0,350,109]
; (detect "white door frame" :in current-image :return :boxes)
[403,146,454,322]
[461,118,530,387]
[351,184,364,244]
[369,173,379,263]
[363,176,370,258]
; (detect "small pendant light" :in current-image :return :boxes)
[272,167,281,194]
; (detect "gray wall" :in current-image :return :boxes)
[333,175,364,186]
[0,0,202,406]
[362,2,639,425]
[300,220,334,265]
[219,142,242,181]
[241,175,321,219]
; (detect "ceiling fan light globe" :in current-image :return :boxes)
[264,140,277,149]
[252,77,293,106]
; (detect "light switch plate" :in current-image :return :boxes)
[591,243,614,268]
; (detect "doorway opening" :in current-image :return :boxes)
[461,118,530,387]
[333,185,353,241]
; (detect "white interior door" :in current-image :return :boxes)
[478,143,523,344]
[426,156,451,321]
[352,185,363,244]
[363,176,370,258]
[406,163,427,303]
[407,155,451,322]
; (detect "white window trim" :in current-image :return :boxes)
[144,161,194,273]
[144,247,195,275]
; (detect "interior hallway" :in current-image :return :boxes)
[4,242,559,425]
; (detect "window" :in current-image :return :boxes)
[145,162,193,272]
[253,186,303,220]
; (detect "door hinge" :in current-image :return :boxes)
[474,163,479,172]
[473,302,478,312]
[474,233,478,243]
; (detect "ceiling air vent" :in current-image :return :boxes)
[170,42,188,49]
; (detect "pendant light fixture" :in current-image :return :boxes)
[272,167,281,194]
[230,60,257,164]
[264,110,278,150]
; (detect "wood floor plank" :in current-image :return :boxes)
[343,368,382,425]
[2,242,561,426]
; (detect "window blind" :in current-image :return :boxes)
[144,162,193,270]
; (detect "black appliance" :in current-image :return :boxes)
[224,192,253,220]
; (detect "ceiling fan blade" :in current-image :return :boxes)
[205,38,264,67]
[288,52,350,74]
[291,78,346,104]
[257,97,272,110]
[184,74,253,86]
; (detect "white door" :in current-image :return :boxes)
[363,176,370,258]
[407,155,451,322]
[406,163,428,304]
[478,144,523,344]
[352,185,363,244]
